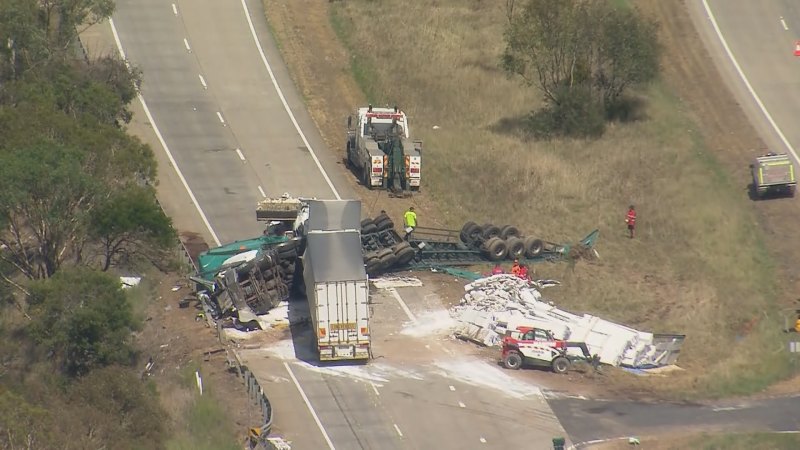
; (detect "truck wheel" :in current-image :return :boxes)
[499,225,520,240]
[361,218,374,228]
[460,222,482,243]
[505,237,525,260]
[362,223,379,235]
[365,258,381,275]
[503,352,523,370]
[376,248,394,259]
[524,237,544,258]
[378,253,398,270]
[552,356,570,374]
[484,237,508,261]
[395,247,416,265]
[375,216,395,231]
[482,225,501,240]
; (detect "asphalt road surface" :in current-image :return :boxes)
[108,0,568,448]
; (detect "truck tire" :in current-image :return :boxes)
[524,237,544,258]
[503,352,523,370]
[395,247,416,265]
[484,237,508,261]
[499,225,520,240]
[376,248,394,259]
[482,225,501,240]
[378,253,398,270]
[375,216,395,231]
[552,356,570,374]
[365,260,382,276]
[362,223,379,235]
[361,218,374,228]
[505,237,525,260]
[460,222,482,243]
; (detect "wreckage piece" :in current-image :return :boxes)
[451,275,685,369]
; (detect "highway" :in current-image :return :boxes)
[104,0,569,448]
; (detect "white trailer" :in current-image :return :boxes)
[301,200,371,362]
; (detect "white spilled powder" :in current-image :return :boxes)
[222,328,260,340]
[433,359,542,399]
[261,340,427,384]
[401,309,456,337]
[262,339,298,360]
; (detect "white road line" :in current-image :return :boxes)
[284,363,336,450]
[172,3,177,15]
[458,401,466,408]
[109,18,221,247]
[702,0,799,164]
[258,185,266,198]
[393,424,404,437]
[780,17,789,31]
[183,38,191,51]
[198,74,207,89]
[238,0,341,200]
[479,437,487,443]
[216,111,226,124]
[235,148,246,161]
[370,382,381,396]
[388,288,416,322]
[449,385,456,391]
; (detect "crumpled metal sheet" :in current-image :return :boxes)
[451,275,684,368]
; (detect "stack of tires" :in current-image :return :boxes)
[237,248,291,314]
[360,212,416,276]
[363,241,416,276]
[460,221,544,262]
[360,212,395,235]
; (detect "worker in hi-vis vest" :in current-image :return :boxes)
[403,207,417,240]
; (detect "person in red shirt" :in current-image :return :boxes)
[510,259,521,276]
[518,264,529,281]
[491,264,504,275]
[625,205,637,239]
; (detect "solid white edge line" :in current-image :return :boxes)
[388,288,417,322]
[258,185,266,198]
[284,362,336,450]
[393,423,404,437]
[238,0,341,200]
[702,0,799,163]
[235,148,246,161]
[109,18,222,247]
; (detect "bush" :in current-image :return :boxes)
[528,84,606,139]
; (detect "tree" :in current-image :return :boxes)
[0,0,115,80]
[26,268,139,376]
[89,185,176,271]
[502,0,660,136]
[0,142,100,279]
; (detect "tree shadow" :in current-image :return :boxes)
[605,95,649,123]
[488,114,534,141]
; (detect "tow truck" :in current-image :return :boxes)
[500,326,599,374]
[346,105,422,194]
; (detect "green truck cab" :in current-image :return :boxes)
[751,152,796,198]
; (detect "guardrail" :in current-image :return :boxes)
[227,350,274,441]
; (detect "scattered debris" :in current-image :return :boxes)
[450,275,684,368]
[265,436,292,450]
[371,276,423,289]
[195,370,203,395]
[120,276,141,289]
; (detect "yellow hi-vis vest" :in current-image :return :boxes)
[404,210,417,228]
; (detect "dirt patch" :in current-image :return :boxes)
[135,272,262,443]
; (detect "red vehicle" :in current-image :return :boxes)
[500,326,597,374]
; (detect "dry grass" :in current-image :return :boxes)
[327,0,792,397]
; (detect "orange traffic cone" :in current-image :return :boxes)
[795,41,800,56]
